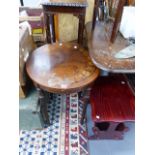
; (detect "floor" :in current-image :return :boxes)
[19,89,135,155]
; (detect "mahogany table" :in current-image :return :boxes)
[86,0,135,73]
[86,21,135,73]
[41,0,88,45]
[90,74,135,139]
[26,43,99,125]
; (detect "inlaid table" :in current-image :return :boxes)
[86,0,135,73]
[26,43,99,125]
[86,21,135,73]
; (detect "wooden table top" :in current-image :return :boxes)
[26,43,99,93]
[90,75,135,122]
[86,21,135,73]
[41,0,88,7]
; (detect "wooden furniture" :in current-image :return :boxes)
[89,75,135,139]
[85,0,135,73]
[92,0,135,42]
[85,0,135,140]
[41,0,88,45]
[86,22,135,73]
[19,25,36,98]
[92,0,126,39]
[128,0,135,5]
[26,43,99,124]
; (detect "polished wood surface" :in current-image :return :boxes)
[90,75,135,122]
[127,0,135,5]
[26,43,99,93]
[86,21,135,73]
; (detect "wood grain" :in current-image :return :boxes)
[86,21,135,73]
[90,75,135,122]
[26,43,99,93]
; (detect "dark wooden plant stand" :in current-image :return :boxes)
[41,0,88,45]
[36,87,51,125]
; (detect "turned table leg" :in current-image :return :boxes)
[42,91,51,125]
[50,14,56,43]
[80,99,89,124]
[36,87,50,125]
[44,13,51,43]
[80,88,91,124]
[78,12,85,46]
[92,0,99,30]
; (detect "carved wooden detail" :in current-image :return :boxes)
[41,0,88,7]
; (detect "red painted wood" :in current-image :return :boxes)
[90,75,135,122]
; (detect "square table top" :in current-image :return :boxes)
[40,0,88,7]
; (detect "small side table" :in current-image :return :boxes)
[41,0,88,45]
[89,75,135,139]
[26,43,99,125]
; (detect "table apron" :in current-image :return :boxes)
[42,6,86,15]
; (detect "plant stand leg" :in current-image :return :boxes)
[80,88,91,124]
[37,88,50,126]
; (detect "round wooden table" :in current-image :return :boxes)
[26,43,99,124]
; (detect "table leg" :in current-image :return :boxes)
[37,88,50,125]
[44,13,51,43]
[110,0,126,43]
[43,91,51,125]
[50,14,56,43]
[81,99,89,124]
[92,0,99,30]
[80,88,91,124]
[78,12,85,46]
